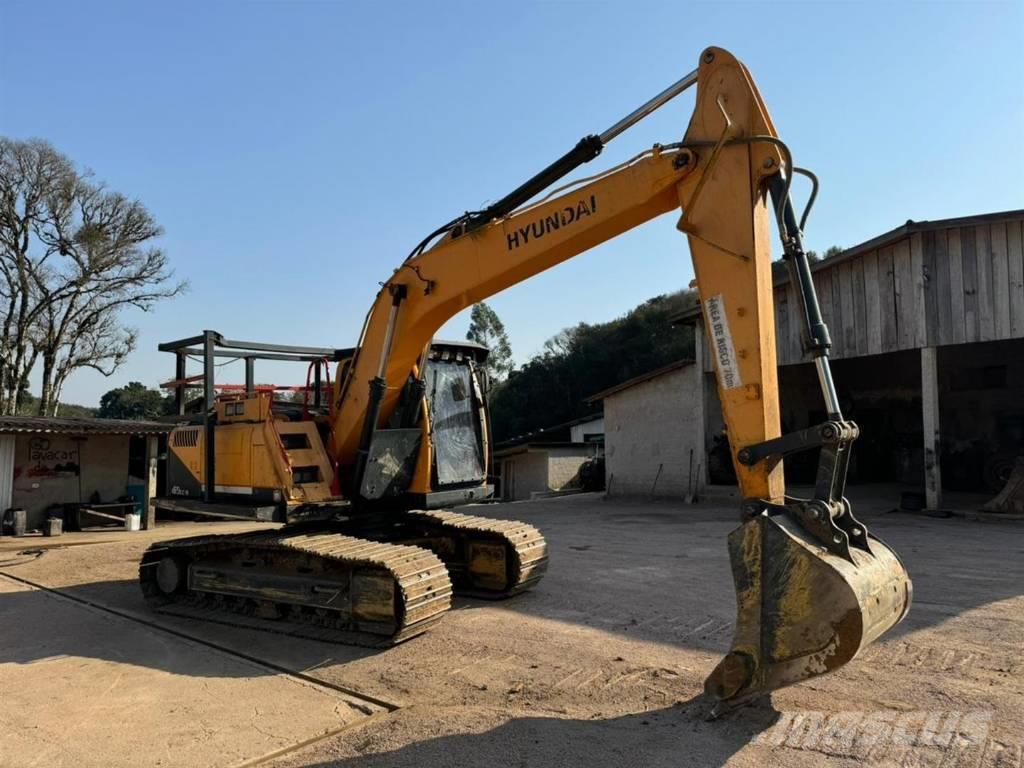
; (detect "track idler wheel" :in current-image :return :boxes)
[155,556,186,596]
[705,512,911,715]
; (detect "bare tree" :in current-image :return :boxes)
[0,139,69,412]
[0,137,185,415]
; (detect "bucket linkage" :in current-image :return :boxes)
[703,169,912,715]
[706,419,912,715]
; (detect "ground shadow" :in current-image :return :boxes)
[291,695,780,768]
[0,573,379,679]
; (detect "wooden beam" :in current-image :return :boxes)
[947,228,966,344]
[991,223,1011,339]
[933,228,953,345]
[922,230,940,345]
[1009,220,1024,338]
[879,246,898,351]
[894,238,915,349]
[975,225,995,341]
[851,257,868,356]
[910,232,928,347]
[921,346,942,510]
[946,228,962,346]
[838,261,855,356]
[961,227,979,343]
[863,249,882,355]
[830,265,845,357]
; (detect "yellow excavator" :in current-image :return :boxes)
[140,46,911,713]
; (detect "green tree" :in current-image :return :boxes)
[466,302,514,382]
[97,381,173,420]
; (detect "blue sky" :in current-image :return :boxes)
[1,1,1021,405]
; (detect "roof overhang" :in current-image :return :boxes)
[0,417,174,436]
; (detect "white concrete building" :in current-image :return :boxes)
[587,361,705,499]
[569,415,604,445]
[493,414,605,501]
[494,442,600,501]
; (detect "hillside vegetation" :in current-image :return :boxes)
[489,288,698,443]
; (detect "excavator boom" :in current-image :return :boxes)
[142,46,911,712]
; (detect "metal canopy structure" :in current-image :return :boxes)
[158,330,354,416]
[159,330,352,504]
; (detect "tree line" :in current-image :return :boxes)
[468,291,698,443]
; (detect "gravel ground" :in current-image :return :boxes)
[1,491,1021,768]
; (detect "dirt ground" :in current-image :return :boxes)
[0,490,1021,767]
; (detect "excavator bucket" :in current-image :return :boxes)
[705,512,912,714]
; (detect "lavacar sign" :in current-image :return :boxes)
[506,195,598,251]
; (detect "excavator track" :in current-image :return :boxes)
[400,509,548,598]
[139,529,452,647]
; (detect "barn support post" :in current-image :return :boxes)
[921,346,943,509]
[144,435,159,530]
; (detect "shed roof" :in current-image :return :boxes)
[670,207,1024,325]
[0,416,174,436]
[494,412,604,451]
[585,360,694,403]
[493,442,595,458]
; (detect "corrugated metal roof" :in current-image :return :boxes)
[0,416,174,436]
[493,412,604,451]
[493,441,593,458]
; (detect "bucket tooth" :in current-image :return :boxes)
[705,513,911,714]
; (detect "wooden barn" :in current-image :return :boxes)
[674,208,1024,508]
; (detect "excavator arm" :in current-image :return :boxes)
[329,46,911,712]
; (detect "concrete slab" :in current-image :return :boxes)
[0,576,380,768]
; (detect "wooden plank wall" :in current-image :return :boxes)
[701,215,1024,371]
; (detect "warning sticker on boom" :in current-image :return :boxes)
[705,294,743,390]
